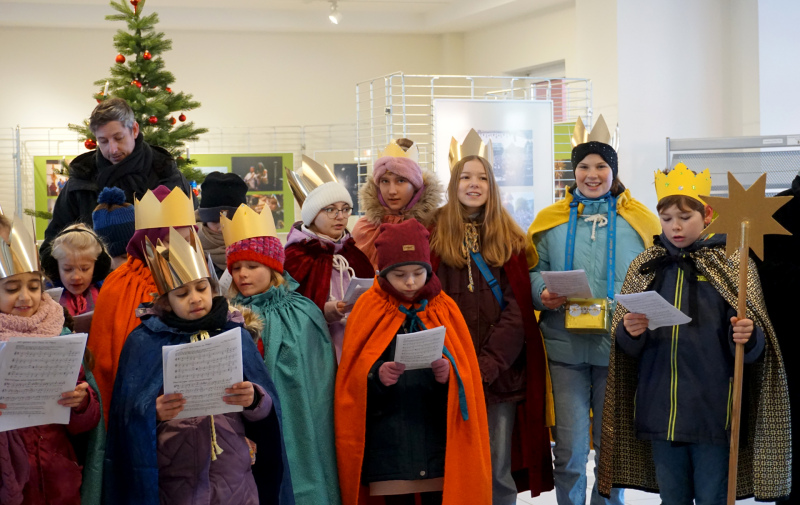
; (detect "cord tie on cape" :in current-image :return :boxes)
[582,214,608,241]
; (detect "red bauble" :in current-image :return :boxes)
[96,99,102,104]
[115,53,126,64]
[179,113,187,122]
[84,139,97,150]
[143,50,152,60]
[169,117,176,125]
[130,0,139,6]
[131,80,142,88]
[165,87,172,93]
[177,156,184,161]
[148,116,158,124]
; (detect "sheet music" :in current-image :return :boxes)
[393,326,446,370]
[0,334,88,432]
[615,291,692,330]
[45,287,63,301]
[541,270,594,298]
[342,277,374,311]
[218,270,233,296]
[162,328,244,420]
[72,311,94,334]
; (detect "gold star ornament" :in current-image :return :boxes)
[702,172,793,259]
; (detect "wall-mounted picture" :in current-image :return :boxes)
[477,130,534,186]
[46,159,68,197]
[333,163,359,215]
[247,194,285,230]
[232,156,284,192]
[554,160,574,201]
[500,189,535,229]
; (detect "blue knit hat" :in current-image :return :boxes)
[92,187,135,257]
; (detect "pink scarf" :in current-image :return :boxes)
[0,294,65,341]
[59,285,99,317]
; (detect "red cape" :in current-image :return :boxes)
[431,250,554,496]
[335,282,492,505]
[87,256,157,426]
[284,232,375,310]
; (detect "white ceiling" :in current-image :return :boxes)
[0,0,573,34]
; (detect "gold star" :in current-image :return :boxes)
[703,172,793,259]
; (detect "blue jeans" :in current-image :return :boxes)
[549,360,623,505]
[651,440,729,505]
[487,401,518,505]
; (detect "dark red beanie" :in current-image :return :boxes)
[375,219,432,276]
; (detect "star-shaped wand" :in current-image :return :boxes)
[702,172,792,505]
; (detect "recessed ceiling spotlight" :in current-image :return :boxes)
[329,1,342,24]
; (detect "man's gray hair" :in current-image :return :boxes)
[89,98,136,134]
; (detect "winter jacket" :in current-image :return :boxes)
[530,192,654,366]
[284,223,374,361]
[232,274,342,505]
[104,309,294,505]
[352,170,443,269]
[43,133,191,246]
[616,234,764,445]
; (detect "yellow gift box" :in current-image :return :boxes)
[564,298,611,334]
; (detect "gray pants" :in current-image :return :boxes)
[487,401,518,505]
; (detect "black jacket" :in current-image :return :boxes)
[43,134,192,246]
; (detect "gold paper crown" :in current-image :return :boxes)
[654,163,712,204]
[0,215,40,280]
[571,115,619,151]
[134,187,196,231]
[449,129,494,170]
[286,156,338,206]
[144,227,210,295]
[220,204,278,247]
[379,138,420,162]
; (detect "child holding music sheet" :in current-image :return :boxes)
[284,180,374,362]
[104,227,294,505]
[335,219,492,505]
[40,223,112,316]
[599,165,789,502]
[0,215,102,505]
[221,203,341,505]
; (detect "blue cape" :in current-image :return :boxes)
[103,313,295,505]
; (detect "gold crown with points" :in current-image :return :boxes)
[134,187,196,231]
[379,138,420,162]
[220,204,278,247]
[0,215,40,279]
[449,129,494,170]
[654,163,712,204]
[286,156,339,206]
[571,115,619,151]
[144,227,210,295]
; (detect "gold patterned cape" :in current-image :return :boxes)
[597,243,792,500]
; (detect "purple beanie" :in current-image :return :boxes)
[372,156,423,190]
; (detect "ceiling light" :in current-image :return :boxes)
[329,1,342,24]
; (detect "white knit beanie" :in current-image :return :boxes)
[301,181,353,226]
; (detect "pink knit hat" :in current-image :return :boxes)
[226,236,285,274]
[372,156,424,190]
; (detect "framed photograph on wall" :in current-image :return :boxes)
[433,99,554,229]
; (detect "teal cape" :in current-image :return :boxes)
[233,274,342,505]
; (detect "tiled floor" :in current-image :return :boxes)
[514,451,768,504]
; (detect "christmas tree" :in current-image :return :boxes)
[69,0,207,183]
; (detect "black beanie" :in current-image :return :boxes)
[197,171,248,222]
[571,141,618,178]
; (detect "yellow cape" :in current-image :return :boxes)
[525,188,661,269]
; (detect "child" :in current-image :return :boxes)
[335,219,492,505]
[597,165,791,501]
[41,223,112,316]
[352,138,442,269]
[92,187,136,270]
[221,204,341,505]
[429,135,553,503]
[103,227,293,505]
[0,216,102,505]
[284,180,374,362]
[195,172,248,278]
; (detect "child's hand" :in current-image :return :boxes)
[379,362,406,386]
[731,317,755,344]
[623,313,649,337]
[431,358,450,384]
[541,289,568,310]
[224,381,255,408]
[59,382,89,410]
[0,403,6,416]
[324,300,346,322]
[156,393,185,421]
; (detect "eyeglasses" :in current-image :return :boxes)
[322,206,353,218]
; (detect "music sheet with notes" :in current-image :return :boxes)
[162,328,244,420]
[0,333,88,432]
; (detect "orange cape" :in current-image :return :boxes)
[87,255,157,426]
[335,282,492,505]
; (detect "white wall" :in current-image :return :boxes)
[573,0,618,127]
[0,27,445,129]
[758,0,800,135]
